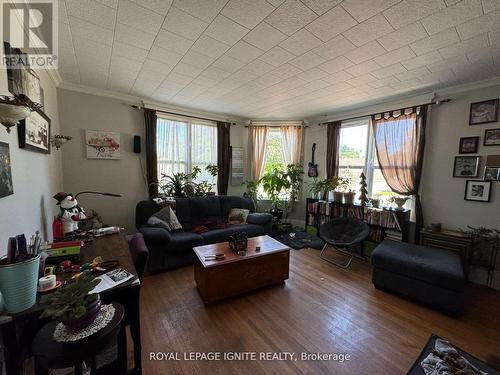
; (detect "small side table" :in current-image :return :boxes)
[420,228,473,278]
[32,303,125,375]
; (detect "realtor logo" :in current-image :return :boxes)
[2,0,58,69]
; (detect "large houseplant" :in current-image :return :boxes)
[41,275,102,331]
[154,165,219,198]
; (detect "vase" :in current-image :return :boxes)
[63,294,101,332]
[343,192,356,205]
[333,191,343,202]
[392,197,409,210]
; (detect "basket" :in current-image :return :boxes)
[0,255,40,313]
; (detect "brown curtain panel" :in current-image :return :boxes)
[326,121,342,179]
[217,121,231,195]
[371,106,427,226]
[144,109,158,198]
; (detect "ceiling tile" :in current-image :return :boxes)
[180,50,216,70]
[394,66,430,81]
[420,0,483,35]
[112,41,149,62]
[69,16,114,46]
[271,63,303,78]
[319,56,354,73]
[154,30,194,54]
[162,6,209,41]
[137,68,170,82]
[265,0,318,35]
[221,0,275,29]
[147,46,183,65]
[131,0,173,15]
[482,0,500,13]
[110,55,142,74]
[259,46,296,66]
[347,74,378,86]
[115,23,156,50]
[226,41,265,63]
[241,59,276,75]
[142,58,176,74]
[306,5,357,42]
[439,33,489,59]
[490,29,500,46]
[172,62,204,77]
[344,40,386,64]
[289,52,326,70]
[426,54,468,72]
[200,66,232,81]
[162,72,194,85]
[243,22,288,51]
[279,29,323,56]
[401,50,442,70]
[383,0,446,29]
[371,63,407,78]
[172,0,230,23]
[410,28,460,55]
[212,55,247,72]
[301,0,342,15]
[205,15,250,46]
[117,0,164,35]
[191,35,230,59]
[66,0,117,30]
[341,0,401,22]
[314,35,356,60]
[296,67,328,81]
[377,22,428,51]
[343,14,394,47]
[367,76,400,88]
[345,60,381,76]
[322,70,354,83]
[374,46,416,67]
[456,9,500,40]
[95,0,119,9]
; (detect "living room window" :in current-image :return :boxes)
[339,118,392,199]
[156,115,217,185]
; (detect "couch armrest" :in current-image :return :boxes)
[139,225,172,245]
[247,213,273,226]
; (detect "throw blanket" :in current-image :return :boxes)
[192,220,229,234]
[421,338,488,375]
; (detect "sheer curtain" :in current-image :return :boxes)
[280,125,303,165]
[249,126,268,180]
[156,118,186,178]
[371,106,427,226]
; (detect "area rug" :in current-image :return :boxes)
[273,230,324,250]
[406,334,500,375]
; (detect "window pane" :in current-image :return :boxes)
[264,131,285,174]
[339,124,368,167]
[338,168,363,192]
[372,168,393,202]
[156,118,187,178]
[191,123,217,184]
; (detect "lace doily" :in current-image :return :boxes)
[53,304,115,342]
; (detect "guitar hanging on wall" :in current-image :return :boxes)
[308,143,318,177]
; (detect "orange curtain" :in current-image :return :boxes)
[249,126,268,181]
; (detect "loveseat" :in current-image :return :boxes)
[136,196,273,272]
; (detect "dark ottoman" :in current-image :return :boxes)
[371,239,465,317]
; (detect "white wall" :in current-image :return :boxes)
[0,71,63,256]
[58,89,147,233]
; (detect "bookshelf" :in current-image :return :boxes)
[305,198,411,256]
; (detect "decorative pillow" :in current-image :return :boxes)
[147,216,171,231]
[228,208,249,225]
[148,206,182,231]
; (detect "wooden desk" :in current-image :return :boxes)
[1,233,142,375]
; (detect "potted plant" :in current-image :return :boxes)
[284,164,304,218]
[41,275,102,331]
[343,190,356,204]
[205,164,219,195]
[259,168,290,221]
[243,180,259,211]
[334,177,350,202]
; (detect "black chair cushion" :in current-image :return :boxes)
[319,217,370,246]
[200,224,264,244]
[371,239,465,292]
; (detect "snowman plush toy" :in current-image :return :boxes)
[53,192,87,235]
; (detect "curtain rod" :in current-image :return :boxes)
[245,121,308,128]
[131,105,236,125]
[317,98,451,126]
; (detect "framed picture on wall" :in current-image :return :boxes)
[86,130,121,159]
[469,99,499,125]
[0,142,14,198]
[453,156,480,177]
[18,110,51,154]
[464,180,491,202]
[458,136,479,154]
[484,128,500,146]
[484,167,500,181]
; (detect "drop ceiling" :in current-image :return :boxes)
[58,0,500,119]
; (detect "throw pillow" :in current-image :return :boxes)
[228,208,249,225]
[149,206,182,231]
[147,216,171,231]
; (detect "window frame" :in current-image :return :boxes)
[156,114,217,183]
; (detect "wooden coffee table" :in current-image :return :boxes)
[193,235,290,304]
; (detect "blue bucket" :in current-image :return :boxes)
[0,255,40,313]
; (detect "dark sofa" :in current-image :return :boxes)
[136,196,273,272]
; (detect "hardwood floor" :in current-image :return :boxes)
[140,248,500,375]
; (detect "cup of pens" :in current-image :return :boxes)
[0,233,43,313]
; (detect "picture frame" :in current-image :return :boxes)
[453,156,480,178]
[484,128,500,146]
[22,68,42,105]
[0,142,14,199]
[458,136,479,154]
[469,99,499,125]
[4,41,24,96]
[484,167,500,181]
[464,180,491,202]
[85,130,121,159]
[18,110,51,154]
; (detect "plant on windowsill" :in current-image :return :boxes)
[308,178,339,201]
[154,165,219,198]
[333,177,351,202]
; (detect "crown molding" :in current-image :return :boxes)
[58,81,247,123]
[305,76,500,124]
